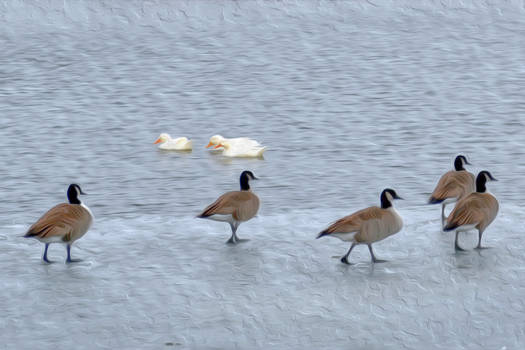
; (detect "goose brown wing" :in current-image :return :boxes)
[430,171,475,201]
[319,206,383,235]
[198,191,259,221]
[446,194,487,228]
[25,204,89,239]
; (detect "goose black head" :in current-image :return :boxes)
[380,188,403,209]
[67,184,86,204]
[454,155,471,171]
[240,170,257,191]
[476,170,497,193]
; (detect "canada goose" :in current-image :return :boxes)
[317,189,403,264]
[214,141,267,158]
[197,170,260,244]
[429,155,475,227]
[154,133,193,150]
[24,184,93,263]
[443,170,498,251]
[206,135,262,149]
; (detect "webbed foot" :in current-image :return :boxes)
[455,243,466,252]
[226,238,237,245]
[226,237,249,245]
[340,256,353,265]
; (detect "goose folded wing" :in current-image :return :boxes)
[199,191,258,218]
[25,204,86,238]
[320,207,383,235]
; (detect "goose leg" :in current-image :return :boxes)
[226,222,249,244]
[341,242,356,264]
[454,231,465,251]
[227,223,239,244]
[66,244,82,263]
[368,244,387,263]
[475,229,488,249]
[42,243,53,263]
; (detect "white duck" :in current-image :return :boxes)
[206,135,262,150]
[215,140,266,158]
[154,133,193,151]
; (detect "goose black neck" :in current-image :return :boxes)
[240,174,250,191]
[454,157,465,171]
[476,175,487,193]
[67,187,81,204]
[380,192,392,209]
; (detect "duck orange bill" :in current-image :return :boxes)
[154,138,162,144]
[214,144,223,149]
[205,142,214,148]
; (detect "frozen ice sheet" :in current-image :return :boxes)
[1,204,523,349]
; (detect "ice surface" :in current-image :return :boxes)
[1,0,525,349]
[2,205,525,349]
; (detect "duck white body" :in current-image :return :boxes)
[154,133,193,150]
[206,135,262,150]
[216,140,266,158]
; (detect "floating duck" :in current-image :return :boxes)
[206,135,262,150]
[154,133,193,150]
[215,140,266,158]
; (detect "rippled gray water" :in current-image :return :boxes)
[1,1,525,349]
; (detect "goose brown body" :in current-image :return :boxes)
[24,184,93,263]
[429,155,475,227]
[429,170,475,203]
[25,203,93,243]
[443,170,499,250]
[446,193,498,234]
[318,188,403,264]
[199,191,259,222]
[320,206,402,244]
[198,170,259,244]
